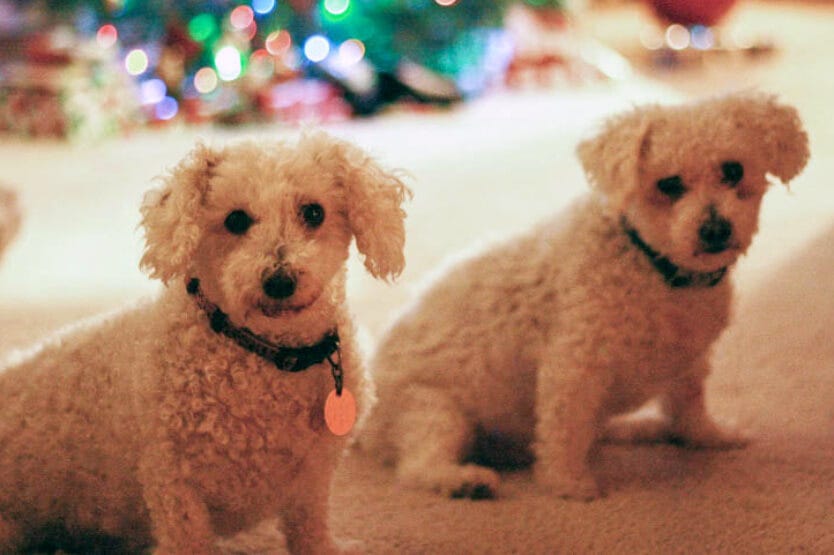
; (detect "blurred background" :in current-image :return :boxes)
[0,1,832,551]
[0,0,615,134]
[2,0,831,334]
[0,0,823,134]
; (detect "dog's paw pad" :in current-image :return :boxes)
[536,469,601,501]
[444,464,500,500]
[450,482,495,500]
[677,423,750,449]
[557,479,602,502]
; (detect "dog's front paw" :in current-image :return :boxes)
[398,462,501,499]
[445,464,501,500]
[675,421,750,449]
[535,465,601,501]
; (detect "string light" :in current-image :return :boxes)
[639,27,664,50]
[155,97,179,120]
[194,67,219,94]
[324,0,350,16]
[665,24,690,50]
[230,6,255,30]
[252,0,276,15]
[303,35,330,63]
[96,24,118,49]
[266,30,292,56]
[249,49,275,80]
[243,21,258,41]
[216,46,243,81]
[337,39,365,66]
[188,14,217,43]
[690,25,715,50]
[125,49,148,75]
[140,79,166,105]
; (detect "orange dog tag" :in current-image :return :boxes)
[324,388,356,436]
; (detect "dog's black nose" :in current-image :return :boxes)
[698,213,733,253]
[263,270,296,299]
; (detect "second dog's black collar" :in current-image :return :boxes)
[621,218,727,289]
[186,278,342,388]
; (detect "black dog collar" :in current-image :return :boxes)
[186,278,343,392]
[621,219,727,289]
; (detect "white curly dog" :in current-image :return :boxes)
[361,92,809,500]
[0,132,409,554]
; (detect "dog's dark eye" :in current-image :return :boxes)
[721,161,744,186]
[224,209,253,235]
[656,175,686,200]
[300,203,325,228]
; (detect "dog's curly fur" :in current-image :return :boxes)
[0,132,409,553]
[360,92,809,500]
[0,186,20,263]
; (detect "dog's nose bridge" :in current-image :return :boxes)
[706,204,721,221]
[261,248,289,280]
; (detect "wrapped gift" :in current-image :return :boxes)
[0,31,142,140]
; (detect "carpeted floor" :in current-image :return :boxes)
[1,2,832,553]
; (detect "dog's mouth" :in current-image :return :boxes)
[688,243,742,272]
[693,243,740,257]
[258,300,313,318]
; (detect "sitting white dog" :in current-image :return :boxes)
[0,132,409,553]
[360,93,809,500]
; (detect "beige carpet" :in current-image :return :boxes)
[1,2,832,552]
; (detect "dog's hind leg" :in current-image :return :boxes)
[393,386,500,499]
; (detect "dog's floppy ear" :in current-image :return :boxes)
[140,143,220,283]
[576,106,653,204]
[729,93,809,185]
[302,132,411,281]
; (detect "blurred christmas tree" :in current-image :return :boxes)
[1,0,567,125]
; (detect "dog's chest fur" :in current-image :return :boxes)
[577,212,733,411]
[608,281,730,403]
[154,311,342,522]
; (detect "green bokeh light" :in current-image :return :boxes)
[188,13,218,43]
[322,0,354,22]
[325,0,350,15]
